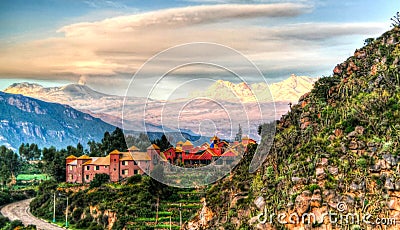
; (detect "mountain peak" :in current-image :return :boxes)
[4,82,109,101]
[4,82,45,95]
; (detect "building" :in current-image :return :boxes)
[66,144,165,183]
[66,136,256,183]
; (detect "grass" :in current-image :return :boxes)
[17,174,49,181]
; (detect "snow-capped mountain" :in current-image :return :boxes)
[190,74,316,103]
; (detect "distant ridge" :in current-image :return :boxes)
[0,91,115,150]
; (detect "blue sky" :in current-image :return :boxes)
[0,0,399,96]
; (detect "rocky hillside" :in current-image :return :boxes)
[191,27,400,229]
[0,92,115,149]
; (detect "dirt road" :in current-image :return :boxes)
[1,199,65,230]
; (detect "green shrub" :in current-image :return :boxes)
[0,215,9,229]
[72,207,83,221]
[127,174,142,184]
[90,174,110,189]
[356,158,368,169]
[8,220,24,230]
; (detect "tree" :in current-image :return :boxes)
[235,124,243,142]
[19,143,30,161]
[76,142,84,155]
[110,127,128,152]
[87,140,102,157]
[18,143,41,161]
[0,146,21,188]
[41,146,68,182]
[391,11,400,27]
[100,128,128,155]
[153,134,172,152]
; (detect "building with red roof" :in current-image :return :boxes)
[66,135,257,183]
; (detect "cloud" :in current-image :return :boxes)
[0,2,388,96]
[59,3,311,35]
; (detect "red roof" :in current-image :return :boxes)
[197,151,214,160]
[206,148,221,157]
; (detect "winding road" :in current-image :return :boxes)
[1,199,65,230]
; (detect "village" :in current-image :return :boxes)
[65,135,256,183]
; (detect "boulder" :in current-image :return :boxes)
[383,154,397,167]
[334,129,343,137]
[354,50,366,59]
[355,126,365,135]
[316,167,326,180]
[388,199,400,211]
[254,196,266,210]
[357,141,366,150]
[328,166,339,176]
[350,182,360,192]
[348,141,358,150]
[300,121,311,130]
[295,190,312,215]
[333,65,342,74]
[385,177,395,191]
[310,190,322,208]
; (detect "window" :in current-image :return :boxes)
[86,166,90,170]
[134,170,138,175]
[122,161,127,166]
[85,175,89,180]
[69,174,73,180]
[104,166,108,169]
[122,169,128,175]
[95,166,100,171]
[69,165,73,170]
[113,159,116,162]
[114,168,116,171]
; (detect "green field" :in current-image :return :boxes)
[17,174,49,181]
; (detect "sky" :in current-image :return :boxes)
[0,0,399,97]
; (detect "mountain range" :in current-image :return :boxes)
[190,75,316,103]
[3,75,316,140]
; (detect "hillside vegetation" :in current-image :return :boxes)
[30,175,203,230]
[192,26,400,229]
